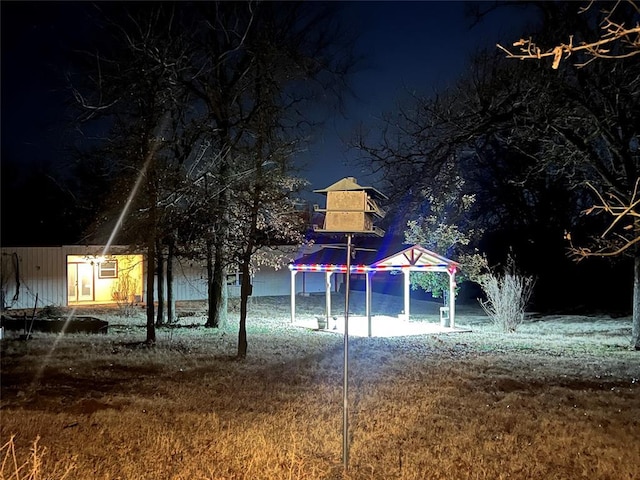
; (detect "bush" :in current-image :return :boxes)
[37,305,65,319]
[111,274,139,317]
[1,435,75,480]
[478,258,535,333]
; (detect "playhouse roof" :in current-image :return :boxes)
[313,177,387,199]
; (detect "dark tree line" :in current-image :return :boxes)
[355,1,639,348]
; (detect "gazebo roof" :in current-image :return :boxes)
[290,243,459,273]
[371,244,459,270]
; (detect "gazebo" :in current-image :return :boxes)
[288,243,460,335]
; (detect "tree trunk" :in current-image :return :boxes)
[205,238,226,328]
[155,238,165,326]
[208,142,231,329]
[236,176,259,358]
[211,243,226,327]
[146,239,156,344]
[205,238,214,327]
[632,251,639,350]
[204,159,229,329]
[237,257,251,358]
[167,238,175,324]
[222,271,228,327]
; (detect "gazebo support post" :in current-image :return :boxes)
[448,268,456,329]
[403,267,410,321]
[366,271,373,337]
[325,272,332,325]
[290,270,297,324]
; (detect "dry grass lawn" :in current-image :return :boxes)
[1,293,638,479]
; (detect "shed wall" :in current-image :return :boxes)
[171,260,209,301]
[1,247,66,309]
[169,261,296,299]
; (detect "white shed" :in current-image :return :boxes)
[0,245,301,310]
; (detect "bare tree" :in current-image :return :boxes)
[68,4,197,343]
[213,1,353,357]
[181,1,355,338]
[356,3,639,347]
[69,2,354,352]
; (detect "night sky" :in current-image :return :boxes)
[304,1,538,194]
[2,3,94,172]
[0,1,538,199]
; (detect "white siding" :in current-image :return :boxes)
[169,261,295,299]
[170,259,209,301]
[251,268,293,296]
[1,247,66,309]
[169,257,303,300]
[292,270,341,294]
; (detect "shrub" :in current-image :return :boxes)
[478,257,535,333]
[111,274,139,317]
[1,435,75,480]
[37,305,65,319]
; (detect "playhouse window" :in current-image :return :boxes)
[99,260,118,279]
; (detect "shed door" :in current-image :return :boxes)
[68,263,94,303]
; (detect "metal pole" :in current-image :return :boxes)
[343,233,352,470]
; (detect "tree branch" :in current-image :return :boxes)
[497,1,640,69]
[568,178,640,261]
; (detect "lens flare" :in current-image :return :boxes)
[32,114,170,389]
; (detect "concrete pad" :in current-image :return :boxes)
[294,314,471,337]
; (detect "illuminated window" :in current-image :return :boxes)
[99,260,118,279]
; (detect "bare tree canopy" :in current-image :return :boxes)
[355,1,640,348]
[66,1,355,354]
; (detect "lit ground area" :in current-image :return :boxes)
[290,290,482,337]
[294,315,470,337]
[1,293,637,479]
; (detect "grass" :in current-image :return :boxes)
[1,293,638,479]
